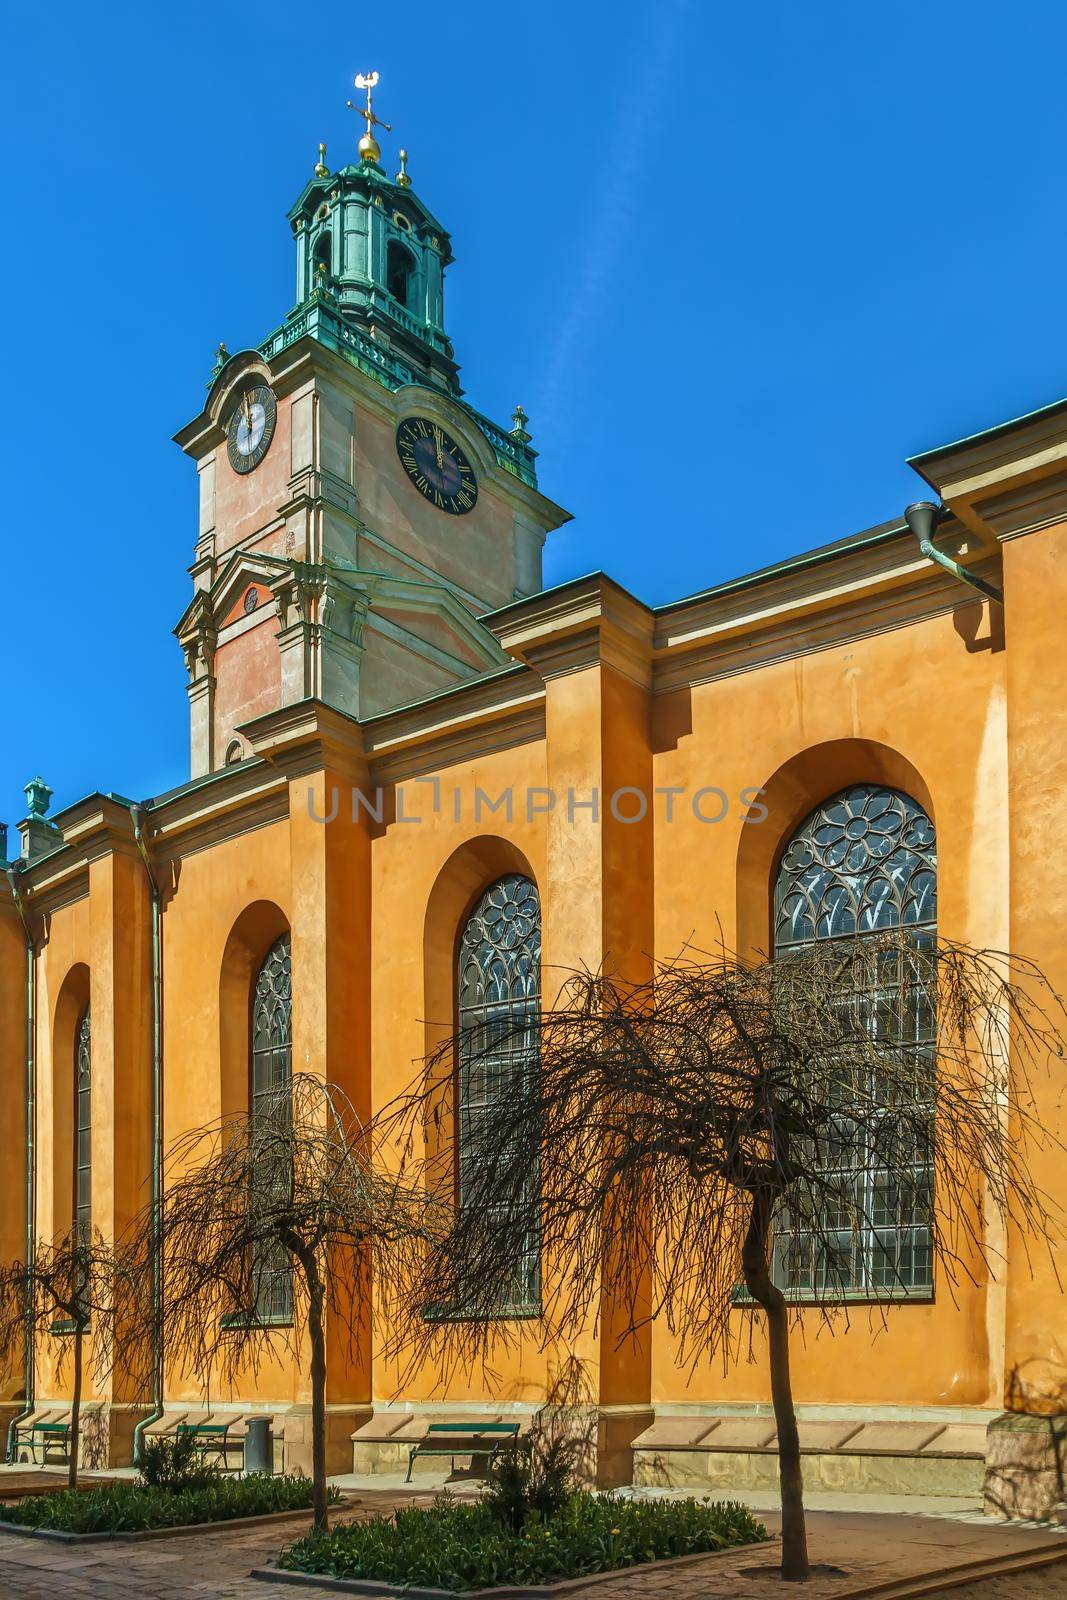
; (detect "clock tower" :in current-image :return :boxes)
[173,74,570,778]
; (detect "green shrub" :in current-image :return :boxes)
[137,1433,220,1493]
[2,1473,337,1535]
[485,1437,576,1531]
[279,1491,766,1589]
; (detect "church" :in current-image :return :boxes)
[1,74,1065,1497]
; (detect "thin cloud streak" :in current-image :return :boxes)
[532,0,694,456]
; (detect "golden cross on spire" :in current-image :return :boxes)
[346,70,392,165]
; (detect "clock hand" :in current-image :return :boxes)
[432,424,445,470]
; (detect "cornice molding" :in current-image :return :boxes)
[15,860,90,923]
[651,559,996,695]
[362,665,545,782]
[486,574,655,689]
[239,698,368,783]
[910,399,1067,544]
[9,795,137,914]
[145,760,289,863]
[50,795,141,864]
[964,470,1067,543]
[652,536,948,659]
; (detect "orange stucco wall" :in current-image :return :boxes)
[9,525,1065,1450]
[1001,524,1067,1402]
[648,600,1008,1411]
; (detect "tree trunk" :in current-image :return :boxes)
[307,1285,328,1531]
[742,1190,809,1582]
[68,1326,83,1492]
[288,1237,329,1533]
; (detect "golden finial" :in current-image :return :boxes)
[510,404,532,445]
[395,149,412,188]
[347,70,391,166]
[315,141,329,178]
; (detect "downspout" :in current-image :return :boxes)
[904,501,1004,605]
[5,862,36,1461]
[131,807,164,1461]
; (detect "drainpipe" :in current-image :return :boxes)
[5,862,36,1461]
[131,806,164,1461]
[904,502,1004,605]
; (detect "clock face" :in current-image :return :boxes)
[227,385,277,474]
[396,416,478,515]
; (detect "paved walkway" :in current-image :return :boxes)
[949,1580,1067,1600]
[0,1476,1064,1600]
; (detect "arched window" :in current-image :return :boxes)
[773,784,937,1299]
[457,874,541,1314]
[386,240,416,311]
[251,934,293,1321]
[312,230,332,278]
[75,1008,91,1245]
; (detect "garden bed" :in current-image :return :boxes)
[0,1473,337,1543]
[266,1494,767,1596]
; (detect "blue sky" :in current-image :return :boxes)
[3,0,1066,823]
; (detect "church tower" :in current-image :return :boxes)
[173,74,570,778]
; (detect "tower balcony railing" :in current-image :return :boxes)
[259,298,539,489]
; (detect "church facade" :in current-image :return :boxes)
[2,89,1066,1492]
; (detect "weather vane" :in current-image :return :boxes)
[347,70,391,165]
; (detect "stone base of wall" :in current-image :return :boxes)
[0,1405,21,1460]
[352,1407,653,1489]
[352,1439,443,1477]
[634,1446,984,1497]
[284,1405,371,1479]
[100,1405,153,1468]
[597,1409,655,1489]
[984,1412,1067,1521]
[6,1402,152,1470]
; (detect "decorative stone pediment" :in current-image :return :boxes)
[176,541,512,777]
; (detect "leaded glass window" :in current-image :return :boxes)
[457,874,541,1316]
[250,934,293,1323]
[75,1008,91,1244]
[74,1007,91,1319]
[772,784,937,1299]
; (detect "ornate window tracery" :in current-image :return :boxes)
[251,933,293,1323]
[773,784,937,1299]
[457,874,541,1315]
[73,1005,92,1319]
[75,1008,91,1246]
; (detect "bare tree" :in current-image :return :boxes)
[385,934,1067,1581]
[0,1229,123,1489]
[139,1074,439,1530]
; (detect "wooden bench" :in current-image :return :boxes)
[406,1421,522,1482]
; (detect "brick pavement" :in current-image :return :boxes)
[0,1493,1064,1600]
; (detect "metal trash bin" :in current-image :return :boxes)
[243,1416,273,1475]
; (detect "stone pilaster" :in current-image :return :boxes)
[488,575,656,1483]
[271,562,367,717]
[178,605,217,779]
[243,701,374,1466]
